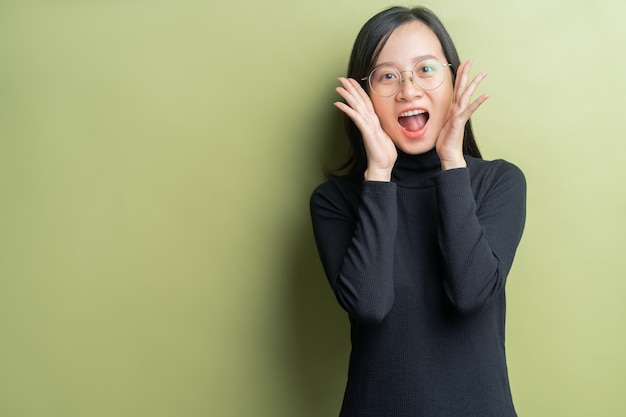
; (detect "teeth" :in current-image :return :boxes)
[400,109,426,118]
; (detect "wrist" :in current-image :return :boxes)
[440,158,467,171]
[364,167,392,182]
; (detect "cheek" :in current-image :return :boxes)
[371,99,396,127]
[435,84,454,116]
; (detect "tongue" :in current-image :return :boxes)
[399,113,428,132]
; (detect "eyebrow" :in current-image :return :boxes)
[374,54,441,67]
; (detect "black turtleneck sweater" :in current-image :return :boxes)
[310,148,526,417]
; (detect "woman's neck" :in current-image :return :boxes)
[391,147,442,188]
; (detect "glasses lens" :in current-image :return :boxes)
[369,66,401,97]
[368,60,447,96]
[413,59,445,90]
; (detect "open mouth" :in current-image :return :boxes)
[398,109,429,132]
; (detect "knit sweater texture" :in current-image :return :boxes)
[310,148,526,417]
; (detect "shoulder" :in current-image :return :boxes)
[465,156,526,201]
[310,175,362,215]
[466,156,525,184]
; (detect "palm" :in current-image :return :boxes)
[436,60,489,169]
[334,77,397,180]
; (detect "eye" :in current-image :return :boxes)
[372,67,399,84]
[415,60,440,77]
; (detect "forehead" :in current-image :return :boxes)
[375,20,445,65]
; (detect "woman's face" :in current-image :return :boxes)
[369,21,453,155]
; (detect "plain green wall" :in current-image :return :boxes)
[1,0,625,416]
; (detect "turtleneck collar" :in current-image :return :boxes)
[391,147,442,188]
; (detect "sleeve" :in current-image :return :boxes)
[434,162,527,315]
[309,180,398,324]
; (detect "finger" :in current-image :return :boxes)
[454,60,472,102]
[459,72,488,108]
[333,99,364,124]
[461,93,490,119]
[335,84,366,115]
[335,84,355,105]
[345,77,376,114]
[337,77,377,118]
[333,95,377,136]
[467,72,488,95]
[338,77,366,100]
[347,77,372,101]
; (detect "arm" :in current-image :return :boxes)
[435,162,527,314]
[310,180,398,324]
[309,76,399,324]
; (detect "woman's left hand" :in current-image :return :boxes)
[436,60,489,170]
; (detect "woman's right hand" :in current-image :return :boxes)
[334,77,397,181]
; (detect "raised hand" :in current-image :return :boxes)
[334,77,398,181]
[436,60,489,170]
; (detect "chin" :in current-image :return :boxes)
[395,137,436,155]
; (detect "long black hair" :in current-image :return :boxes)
[333,6,482,177]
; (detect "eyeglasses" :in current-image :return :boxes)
[361,58,452,97]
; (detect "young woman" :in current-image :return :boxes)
[310,6,526,417]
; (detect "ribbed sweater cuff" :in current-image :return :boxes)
[362,180,398,195]
[433,167,471,193]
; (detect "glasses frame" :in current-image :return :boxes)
[361,59,452,97]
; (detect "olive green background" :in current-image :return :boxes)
[1,0,625,416]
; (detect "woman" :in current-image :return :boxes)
[310,6,526,417]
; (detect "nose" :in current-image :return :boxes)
[397,71,424,100]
